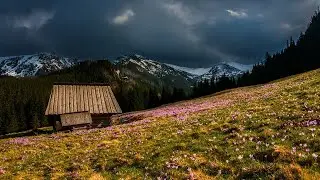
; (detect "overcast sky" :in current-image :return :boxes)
[0,0,319,67]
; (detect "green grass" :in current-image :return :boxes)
[1,69,320,179]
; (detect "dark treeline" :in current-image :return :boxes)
[0,77,51,134]
[192,76,237,98]
[116,85,187,112]
[1,9,320,135]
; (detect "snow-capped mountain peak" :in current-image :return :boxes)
[115,54,194,79]
[0,53,76,77]
[199,63,243,80]
[166,62,253,81]
[165,63,211,76]
[113,54,197,89]
[116,54,165,76]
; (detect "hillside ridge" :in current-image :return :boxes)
[0,69,319,179]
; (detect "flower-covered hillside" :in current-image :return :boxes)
[0,69,320,179]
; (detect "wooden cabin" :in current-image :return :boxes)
[45,83,122,131]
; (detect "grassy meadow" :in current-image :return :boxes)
[0,69,320,179]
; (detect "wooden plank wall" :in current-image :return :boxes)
[60,112,92,126]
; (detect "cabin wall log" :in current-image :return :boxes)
[60,112,92,126]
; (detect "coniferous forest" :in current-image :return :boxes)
[1,10,320,135]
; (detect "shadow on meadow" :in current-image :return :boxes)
[0,127,54,140]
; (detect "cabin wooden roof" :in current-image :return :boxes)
[45,84,122,115]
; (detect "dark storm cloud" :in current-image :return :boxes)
[0,0,319,66]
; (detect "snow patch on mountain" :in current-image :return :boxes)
[114,54,199,87]
[165,62,253,80]
[127,58,163,76]
[225,62,253,72]
[165,63,211,76]
[199,63,243,80]
[0,53,76,77]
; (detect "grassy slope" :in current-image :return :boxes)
[0,69,320,179]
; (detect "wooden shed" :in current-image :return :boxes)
[45,83,122,131]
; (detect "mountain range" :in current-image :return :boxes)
[0,53,253,84]
[0,53,75,77]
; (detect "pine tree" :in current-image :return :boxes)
[160,87,171,105]
[148,88,160,108]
